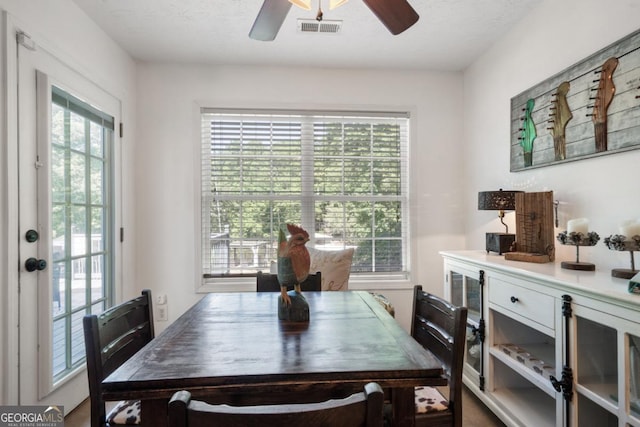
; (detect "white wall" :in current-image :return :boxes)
[135,63,465,332]
[464,0,640,270]
[0,0,136,406]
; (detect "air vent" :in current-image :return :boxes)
[297,19,342,34]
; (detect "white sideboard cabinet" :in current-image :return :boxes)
[441,250,640,427]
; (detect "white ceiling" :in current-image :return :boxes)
[71,0,542,71]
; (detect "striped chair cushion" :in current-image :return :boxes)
[106,400,141,425]
[414,386,449,413]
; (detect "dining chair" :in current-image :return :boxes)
[83,289,155,427]
[256,271,322,292]
[168,382,384,427]
[409,285,468,427]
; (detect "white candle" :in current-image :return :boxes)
[567,218,589,234]
[619,219,640,239]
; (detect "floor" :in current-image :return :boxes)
[64,385,505,427]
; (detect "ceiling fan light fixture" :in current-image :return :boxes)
[251,0,418,42]
[329,0,349,10]
[289,0,312,10]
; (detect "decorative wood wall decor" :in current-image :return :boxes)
[510,28,640,171]
[504,191,555,263]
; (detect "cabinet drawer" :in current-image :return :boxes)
[490,278,555,329]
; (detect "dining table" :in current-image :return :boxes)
[101,290,446,427]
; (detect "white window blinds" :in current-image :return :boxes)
[201,109,409,279]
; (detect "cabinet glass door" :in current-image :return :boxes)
[450,270,483,378]
[467,275,481,325]
[630,334,640,420]
[451,271,464,307]
[574,309,622,426]
[466,275,482,373]
[576,316,618,407]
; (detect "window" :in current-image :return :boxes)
[200,109,409,282]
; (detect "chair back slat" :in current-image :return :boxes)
[413,318,453,374]
[83,289,154,427]
[168,382,384,427]
[101,321,153,378]
[98,297,153,345]
[256,271,322,292]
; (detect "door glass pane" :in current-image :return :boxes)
[70,311,85,366]
[90,121,104,156]
[70,151,86,203]
[577,394,618,426]
[52,257,66,314]
[51,146,66,203]
[52,317,66,376]
[466,323,481,373]
[70,206,86,257]
[576,316,617,406]
[450,271,463,307]
[91,302,105,316]
[91,208,104,241]
[467,277,481,324]
[631,334,640,418]
[91,255,105,302]
[90,157,104,204]
[51,103,65,145]
[69,111,86,152]
[51,86,113,381]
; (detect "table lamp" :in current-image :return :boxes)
[478,189,523,254]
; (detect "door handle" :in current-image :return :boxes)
[25,257,47,272]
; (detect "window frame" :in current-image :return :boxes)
[196,107,412,292]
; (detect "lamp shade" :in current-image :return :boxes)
[478,189,523,211]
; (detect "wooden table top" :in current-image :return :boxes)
[102,291,445,402]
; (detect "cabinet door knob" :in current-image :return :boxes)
[510,296,519,303]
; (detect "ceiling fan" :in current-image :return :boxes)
[249,0,419,41]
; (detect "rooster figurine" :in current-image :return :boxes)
[277,223,311,308]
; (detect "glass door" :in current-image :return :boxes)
[16,28,120,409]
[630,333,640,422]
[573,304,640,426]
[448,267,484,389]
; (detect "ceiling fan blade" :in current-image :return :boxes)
[362,0,419,35]
[249,0,292,41]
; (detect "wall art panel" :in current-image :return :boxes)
[510,28,640,171]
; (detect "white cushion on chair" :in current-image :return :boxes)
[107,400,141,425]
[414,386,449,413]
[308,247,354,291]
[369,292,395,317]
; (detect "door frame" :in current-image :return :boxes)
[1,10,22,406]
